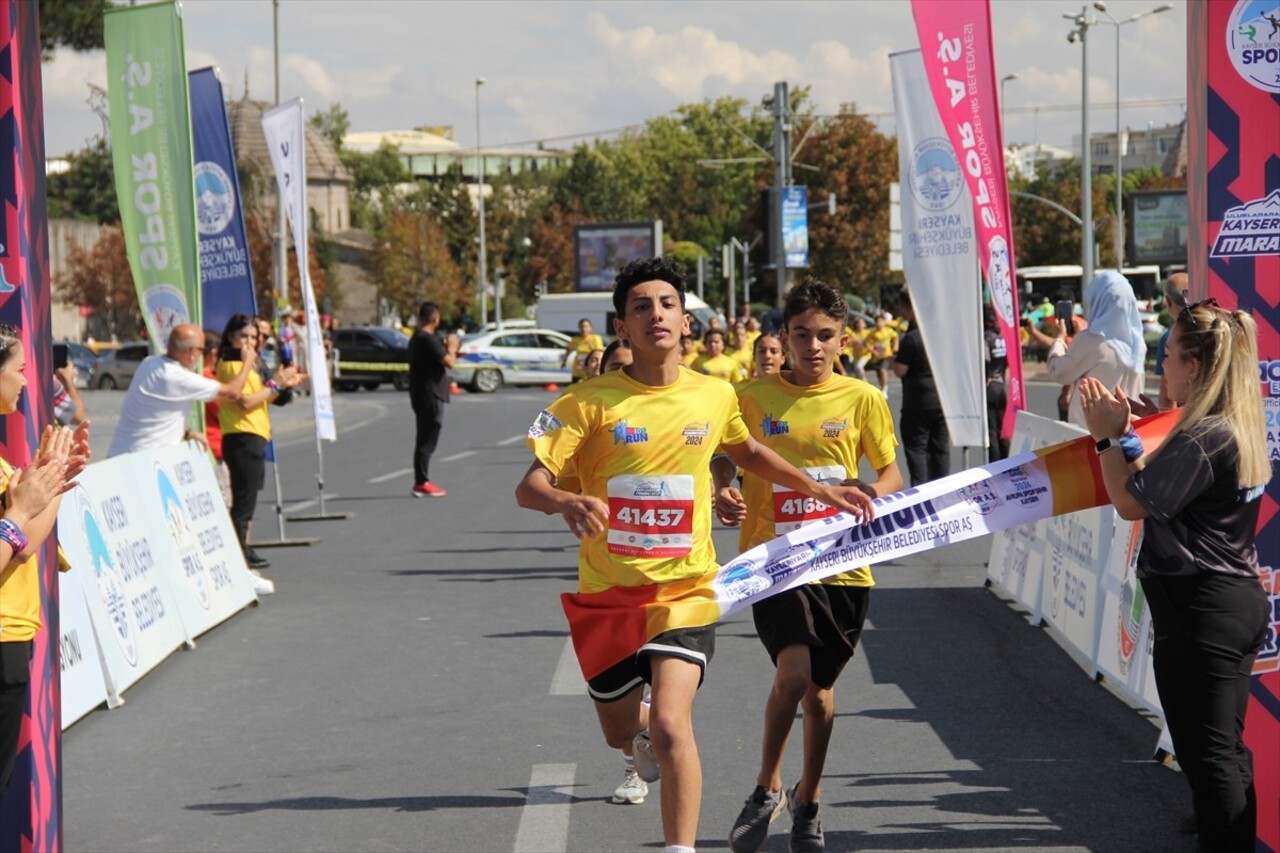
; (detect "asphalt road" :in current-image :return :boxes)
[62,377,1193,853]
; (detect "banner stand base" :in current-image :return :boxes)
[286,512,353,522]
[252,537,320,548]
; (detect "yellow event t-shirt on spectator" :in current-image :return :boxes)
[734,372,898,586]
[527,368,749,593]
[216,360,272,439]
[695,353,746,383]
[568,333,605,379]
[866,327,898,361]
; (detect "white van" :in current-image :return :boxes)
[536,291,718,339]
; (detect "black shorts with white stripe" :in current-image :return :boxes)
[586,625,716,703]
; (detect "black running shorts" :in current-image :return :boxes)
[586,625,716,703]
[752,584,869,689]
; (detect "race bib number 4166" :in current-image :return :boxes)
[607,474,695,557]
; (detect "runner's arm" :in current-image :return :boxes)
[710,454,746,526]
[843,460,903,499]
[515,459,609,539]
[721,438,874,522]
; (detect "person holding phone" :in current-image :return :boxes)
[1035,271,1146,428]
[51,345,86,428]
[217,314,305,572]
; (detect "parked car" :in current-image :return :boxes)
[332,326,411,391]
[91,342,150,390]
[55,341,98,390]
[451,328,574,393]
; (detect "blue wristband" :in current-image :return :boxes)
[0,517,29,553]
[1119,427,1144,463]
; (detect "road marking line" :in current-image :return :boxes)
[513,763,576,853]
[439,450,477,463]
[497,434,526,446]
[368,467,414,484]
[550,636,586,695]
[284,493,339,514]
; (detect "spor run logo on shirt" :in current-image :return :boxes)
[612,420,649,445]
[761,415,790,436]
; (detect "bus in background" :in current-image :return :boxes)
[1016,264,1163,306]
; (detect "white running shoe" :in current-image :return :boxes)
[632,730,660,783]
[611,768,648,804]
[249,570,275,595]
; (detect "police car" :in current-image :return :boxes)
[450,327,574,393]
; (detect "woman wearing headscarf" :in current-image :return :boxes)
[1041,270,1146,427]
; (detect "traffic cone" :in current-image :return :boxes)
[449,381,463,395]
[543,382,560,392]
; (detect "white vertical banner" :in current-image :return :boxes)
[890,49,986,448]
[261,98,336,441]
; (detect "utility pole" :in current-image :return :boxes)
[273,0,286,317]
[772,81,792,304]
[723,243,735,324]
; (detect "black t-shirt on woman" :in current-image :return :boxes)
[1126,423,1262,579]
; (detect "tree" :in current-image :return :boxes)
[47,137,119,223]
[38,0,111,58]
[799,106,901,298]
[244,211,333,320]
[343,141,411,230]
[309,103,350,151]
[54,227,140,340]
[372,209,469,323]
[1009,160,1110,269]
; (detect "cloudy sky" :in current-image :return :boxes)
[42,0,1188,159]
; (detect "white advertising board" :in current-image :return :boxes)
[140,443,257,638]
[57,569,110,727]
[56,455,189,698]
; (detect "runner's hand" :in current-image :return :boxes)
[713,485,747,526]
[561,495,609,540]
[840,478,878,500]
[818,484,875,524]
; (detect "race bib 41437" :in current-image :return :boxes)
[607,474,695,557]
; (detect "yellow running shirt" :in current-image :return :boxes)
[866,327,897,360]
[216,360,272,439]
[734,372,897,586]
[695,353,746,383]
[844,327,869,360]
[568,333,605,379]
[527,368,749,593]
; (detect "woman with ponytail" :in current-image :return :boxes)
[1079,299,1270,852]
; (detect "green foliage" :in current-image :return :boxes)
[1008,159,1110,268]
[38,0,111,58]
[342,141,411,230]
[48,138,119,224]
[309,103,351,151]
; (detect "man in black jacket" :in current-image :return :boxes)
[408,302,459,497]
[893,300,951,485]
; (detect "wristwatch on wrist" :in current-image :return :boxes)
[1095,436,1122,455]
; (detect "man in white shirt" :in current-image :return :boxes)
[108,324,254,457]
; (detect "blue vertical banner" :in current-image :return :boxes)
[189,67,257,336]
[782,186,809,268]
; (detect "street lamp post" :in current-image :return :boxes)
[1092,2,1175,270]
[1066,7,1097,287]
[475,77,488,330]
[1000,73,1019,141]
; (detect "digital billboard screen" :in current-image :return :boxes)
[1127,190,1188,266]
[574,222,662,292]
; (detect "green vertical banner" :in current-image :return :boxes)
[105,1,200,349]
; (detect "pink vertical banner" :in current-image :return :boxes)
[1188,1,1280,849]
[0,0,62,849]
[910,0,1025,437]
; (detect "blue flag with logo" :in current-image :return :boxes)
[190,67,257,336]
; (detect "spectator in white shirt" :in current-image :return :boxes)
[107,324,254,457]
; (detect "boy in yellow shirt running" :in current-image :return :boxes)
[714,279,903,853]
[516,259,873,853]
